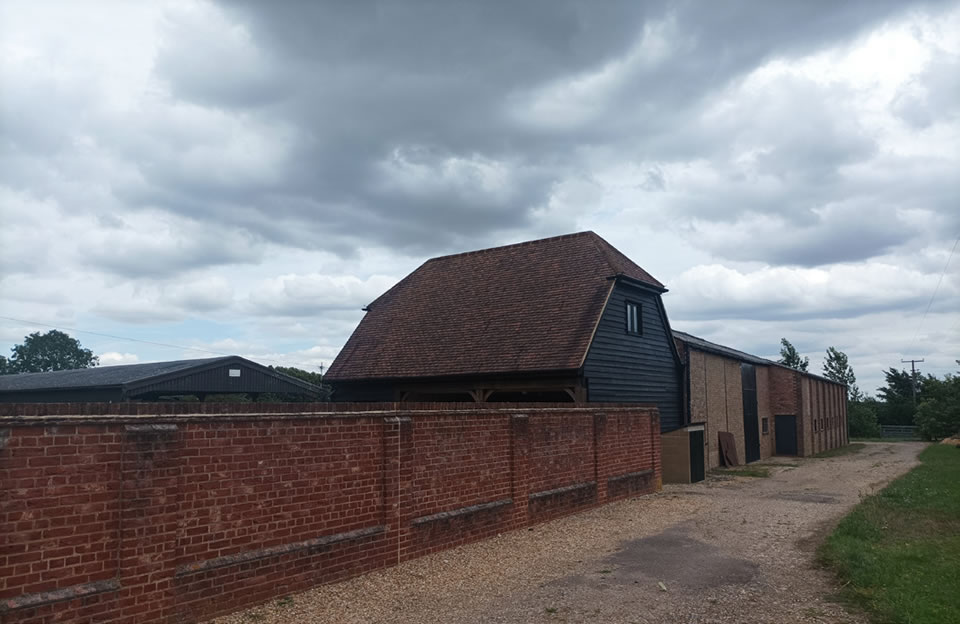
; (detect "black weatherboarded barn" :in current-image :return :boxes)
[0,356,322,403]
[326,232,685,432]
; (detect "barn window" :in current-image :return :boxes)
[228,369,241,377]
[762,417,769,435]
[625,301,641,335]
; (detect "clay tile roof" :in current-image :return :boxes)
[326,231,664,381]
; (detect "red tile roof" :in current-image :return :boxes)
[326,231,664,380]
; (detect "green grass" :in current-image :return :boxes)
[818,445,960,624]
[710,466,771,478]
[813,443,866,458]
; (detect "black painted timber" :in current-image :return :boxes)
[741,363,760,463]
[583,281,683,431]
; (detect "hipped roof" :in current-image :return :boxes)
[327,231,664,381]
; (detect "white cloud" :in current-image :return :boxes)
[249,273,399,316]
[98,352,140,365]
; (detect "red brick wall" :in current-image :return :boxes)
[768,366,800,417]
[0,402,660,624]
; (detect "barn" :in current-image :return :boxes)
[0,356,322,403]
[665,331,849,483]
[326,231,685,432]
[326,231,848,483]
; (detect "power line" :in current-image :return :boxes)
[0,315,325,372]
[910,234,959,353]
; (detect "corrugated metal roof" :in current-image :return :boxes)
[0,356,323,394]
[672,331,773,366]
[672,330,847,386]
[0,357,230,391]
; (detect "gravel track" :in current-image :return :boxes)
[212,442,925,624]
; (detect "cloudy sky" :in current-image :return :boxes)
[1,0,957,395]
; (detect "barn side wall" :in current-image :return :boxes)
[677,344,848,472]
[584,282,683,431]
[800,375,848,456]
[0,402,660,624]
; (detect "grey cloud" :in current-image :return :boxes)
[121,0,937,256]
[84,224,264,279]
[892,50,960,128]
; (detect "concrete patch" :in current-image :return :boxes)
[553,524,758,591]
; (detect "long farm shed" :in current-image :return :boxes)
[668,331,848,482]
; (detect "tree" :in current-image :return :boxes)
[3,330,99,374]
[877,368,917,403]
[778,338,809,371]
[913,372,960,440]
[265,365,331,402]
[822,347,862,400]
[875,367,920,426]
[847,401,882,437]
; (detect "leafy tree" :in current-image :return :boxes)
[265,365,331,402]
[875,367,923,426]
[0,355,8,374]
[847,401,882,438]
[877,367,917,403]
[3,330,99,374]
[778,338,809,371]
[914,372,960,440]
[822,346,862,400]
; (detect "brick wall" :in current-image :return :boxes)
[0,402,660,624]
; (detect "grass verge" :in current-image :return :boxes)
[818,444,960,624]
[709,466,770,478]
[813,443,866,458]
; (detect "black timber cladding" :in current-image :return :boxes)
[583,280,683,431]
[0,356,321,402]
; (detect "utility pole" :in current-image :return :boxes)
[901,358,924,405]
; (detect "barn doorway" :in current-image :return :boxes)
[775,414,798,455]
[740,363,761,463]
[688,428,705,482]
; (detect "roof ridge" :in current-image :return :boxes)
[0,356,230,379]
[423,231,597,263]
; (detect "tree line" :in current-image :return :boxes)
[778,338,958,440]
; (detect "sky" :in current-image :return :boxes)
[0,0,957,396]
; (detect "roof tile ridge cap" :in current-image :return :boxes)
[424,231,596,262]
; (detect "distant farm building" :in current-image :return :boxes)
[0,356,322,403]
[666,331,848,483]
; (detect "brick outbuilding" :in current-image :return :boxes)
[664,331,848,483]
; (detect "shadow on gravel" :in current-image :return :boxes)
[552,524,758,591]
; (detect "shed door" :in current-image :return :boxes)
[775,415,798,455]
[741,363,761,463]
[689,429,705,483]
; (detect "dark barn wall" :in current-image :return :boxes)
[583,282,683,431]
[0,388,124,403]
[130,362,309,397]
[333,380,398,402]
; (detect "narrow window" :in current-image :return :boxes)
[625,301,641,335]
[761,417,769,435]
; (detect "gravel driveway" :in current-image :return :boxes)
[212,442,926,624]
